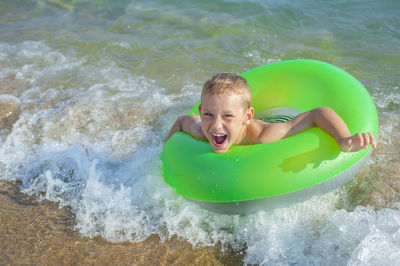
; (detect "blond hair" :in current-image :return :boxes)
[201,72,251,109]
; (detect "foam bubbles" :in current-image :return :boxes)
[314,207,400,265]
[373,86,400,113]
[75,145,170,242]
[19,147,89,207]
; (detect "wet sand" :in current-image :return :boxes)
[0,181,244,265]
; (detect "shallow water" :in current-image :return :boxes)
[1,0,400,265]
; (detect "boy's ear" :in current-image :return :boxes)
[244,107,254,125]
[198,104,202,114]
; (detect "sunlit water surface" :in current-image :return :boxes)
[1,0,400,264]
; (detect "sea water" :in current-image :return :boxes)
[1,0,400,264]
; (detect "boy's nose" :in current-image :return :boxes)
[213,117,223,130]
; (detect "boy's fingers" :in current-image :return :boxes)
[362,132,377,149]
[343,133,377,152]
[356,133,363,148]
[363,133,370,149]
[369,133,377,149]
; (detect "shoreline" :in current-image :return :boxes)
[0,181,244,265]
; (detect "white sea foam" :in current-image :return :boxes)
[1,41,400,265]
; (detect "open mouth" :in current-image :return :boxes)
[211,133,227,147]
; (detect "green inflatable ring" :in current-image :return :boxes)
[162,59,378,214]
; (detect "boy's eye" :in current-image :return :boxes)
[224,114,233,118]
[204,113,213,117]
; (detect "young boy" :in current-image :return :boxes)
[166,72,377,154]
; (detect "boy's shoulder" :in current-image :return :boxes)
[243,119,267,144]
[245,118,290,145]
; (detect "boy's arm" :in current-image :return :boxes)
[165,115,206,142]
[256,107,377,152]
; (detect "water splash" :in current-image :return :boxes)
[1,25,400,265]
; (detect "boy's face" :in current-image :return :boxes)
[199,92,253,153]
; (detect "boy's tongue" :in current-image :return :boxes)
[214,135,226,145]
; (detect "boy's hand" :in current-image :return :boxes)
[165,115,206,142]
[340,133,377,152]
